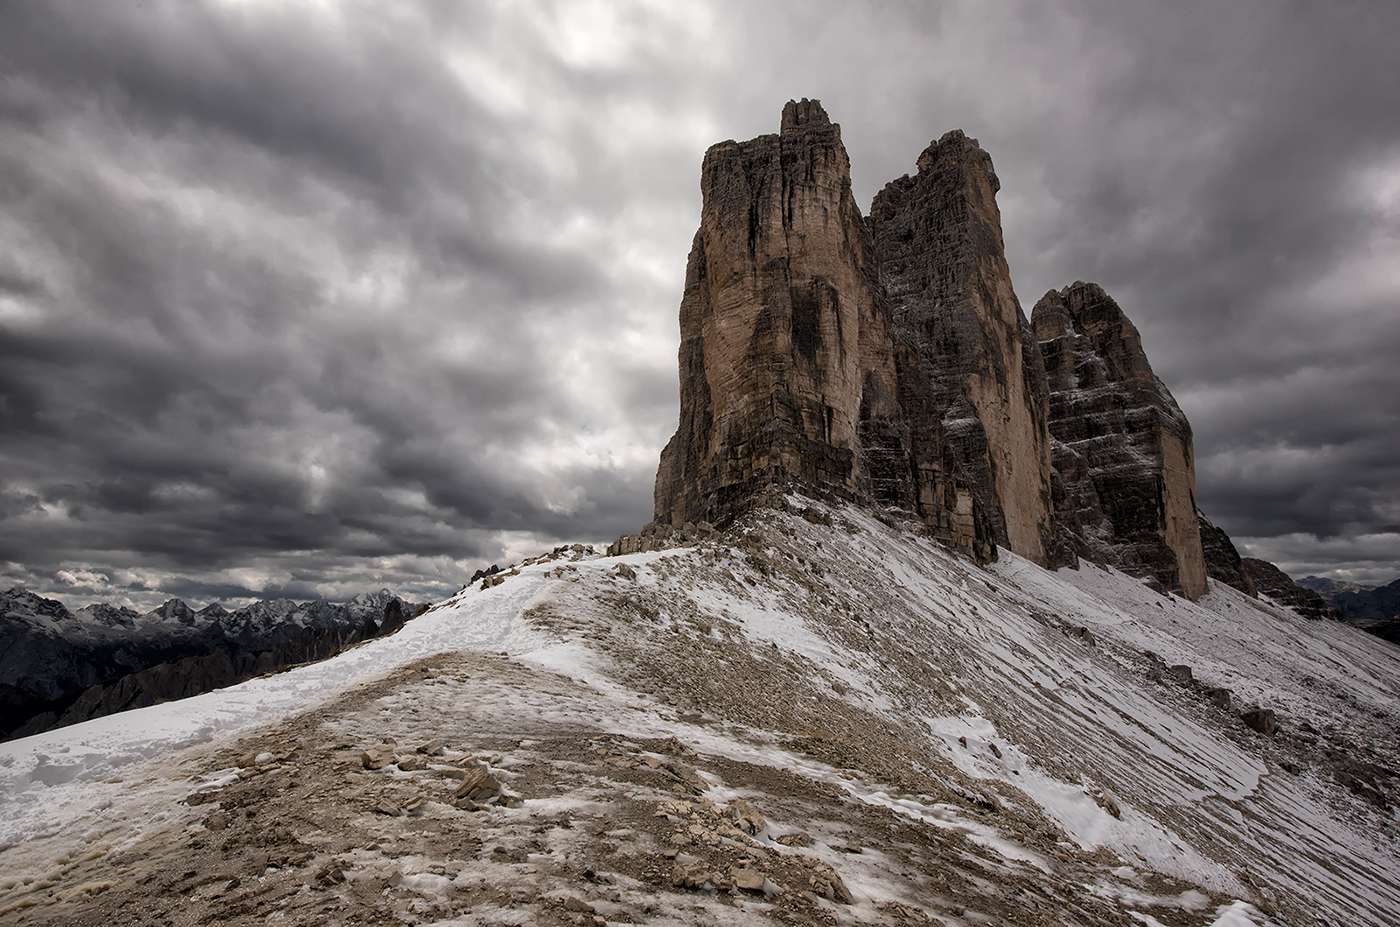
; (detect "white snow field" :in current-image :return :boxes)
[1,497,1396,926]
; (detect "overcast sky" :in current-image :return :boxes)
[2,0,1397,608]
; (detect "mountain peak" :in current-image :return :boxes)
[779,97,832,134]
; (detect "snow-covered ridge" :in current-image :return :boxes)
[1,500,1396,925]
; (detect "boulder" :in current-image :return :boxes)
[1242,708,1279,736]
[732,867,766,892]
[362,746,396,770]
[454,764,503,802]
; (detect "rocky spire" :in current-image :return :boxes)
[652,101,1219,591]
[653,101,989,558]
[1032,282,1208,598]
[869,131,1061,568]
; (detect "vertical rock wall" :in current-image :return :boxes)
[654,100,863,525]
[869,132,1058,567]
[1032,283,1208,598]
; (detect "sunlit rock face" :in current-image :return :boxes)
[1032,282,1208,599]
[654,100,990,559]
[869,131,1061,568]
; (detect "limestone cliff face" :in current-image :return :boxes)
[654,101,989,558]
[869,131,1059,568]
[1032,283,1208,599]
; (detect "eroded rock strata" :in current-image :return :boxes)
[1240,559,1342,621]
[1031,283,1208,598]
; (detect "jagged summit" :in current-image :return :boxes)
[0,586,424,740]
[779,96,832,134]
[871,128,1059,568]
[654,101,1217,595]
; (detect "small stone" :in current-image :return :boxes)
[253,752,276,766]
[776,832,812,848]
[671,863,710,889]
[362,746,396,770]
[455,765,502,802]
[724,799,766,836]
[732,868,765,892]
[374,796,403,816]
[562,895,594,913]
[396,755,427,772]
[1095,792,1121,818]
[989,743,1003,759]
[315,865,345,886]
[416,739,447,756]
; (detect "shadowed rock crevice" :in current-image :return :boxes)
[1199,510,1257,597]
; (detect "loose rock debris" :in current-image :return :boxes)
[0,649,1223,927]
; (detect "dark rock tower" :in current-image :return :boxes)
[869,131,1061,568]
[1032,282,1208,598]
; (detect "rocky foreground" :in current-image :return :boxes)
[2,498,1396,926]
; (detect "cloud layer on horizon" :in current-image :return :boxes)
[1,0,1397,607]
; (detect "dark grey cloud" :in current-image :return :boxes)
[1,0,1396,608]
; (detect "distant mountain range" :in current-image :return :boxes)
[0,587,426,740]
[1297,576,1400,644]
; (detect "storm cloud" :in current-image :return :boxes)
[1,0,1397,607]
